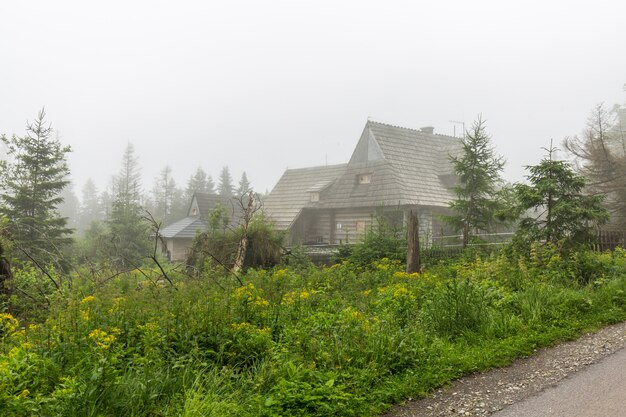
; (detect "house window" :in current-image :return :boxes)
[191,208,198,216]
[336,222,343,230]
[356,220,366,233]
[358,174,371,184]
[310,192,320,202]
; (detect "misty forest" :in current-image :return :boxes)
[1,92,626,417]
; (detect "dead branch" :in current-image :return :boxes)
[142,210,175,288]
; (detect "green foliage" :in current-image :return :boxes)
[443,116,505,246]
[191,209,284,272]
[104,144,151,267]
[2,249,626,416]
[218,166,234,197]
[236,172,252,197]
[0,109,73,264]
[333,216,406,267]
[514,145,609,251]
[105,199,151,268]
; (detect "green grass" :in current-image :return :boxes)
[1,248,626,416]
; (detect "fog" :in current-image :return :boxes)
[1,0,625,195]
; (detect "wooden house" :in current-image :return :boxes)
[159,193,246,261]
[263,120,462,246]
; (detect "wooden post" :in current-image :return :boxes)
[406,209,421,274]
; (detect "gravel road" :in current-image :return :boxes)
[492,347,626,417]
[383,321,626,417]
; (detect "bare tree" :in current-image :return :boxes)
[232,191,261,273]
[564,103,626,226]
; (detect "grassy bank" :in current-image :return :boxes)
[1,247,626,416]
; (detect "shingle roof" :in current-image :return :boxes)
[264,120,462,230]
[189,192,249,228]
[364,120,461,206]
[160,216,207,239]
[263,164,347,230]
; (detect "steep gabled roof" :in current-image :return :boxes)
[318,120,461,208]
[187,192,250,227]
[264,120,462,230]
[364,120,461,207]
[263,164,347,230]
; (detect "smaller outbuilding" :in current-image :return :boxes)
[159,193,245,261]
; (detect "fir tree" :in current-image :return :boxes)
[152,165,178,224]
[444,116,505,246]
[236,171,252,196]
[206,175,216,194]
[0,109,73,262]
[185,167,213,201]
[218,166,234,197]
[514,143,609,249]
[77,179,102,233]
[106,143,150,267]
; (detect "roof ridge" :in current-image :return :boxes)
[284,163,347,172]
[367,118,459,139]
[367,118,422,132]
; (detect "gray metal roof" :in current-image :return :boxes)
[264,120,462,230]
[160,216,207,238]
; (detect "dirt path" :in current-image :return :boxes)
[382,321,626,417]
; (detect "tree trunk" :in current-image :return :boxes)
[406,209,421,274]
[232,192,256,273]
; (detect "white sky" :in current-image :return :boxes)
[1,0,625,196]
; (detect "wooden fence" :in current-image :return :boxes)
[301,229,626,265]
[595,229,626,252]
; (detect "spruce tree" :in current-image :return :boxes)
[106,143,150,267]
[236,171,252,196]
[185,167,210,200]
[514,144,609,249]
[77,179,102,233]
[206,175,216,194]
[444,116,505,246]
[152,165,178,224]
[0,109,73,262]
[218,166,234,197]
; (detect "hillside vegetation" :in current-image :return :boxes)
[2,246,626,416]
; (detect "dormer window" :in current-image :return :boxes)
[310,192,320,202]
[358,174,371,184]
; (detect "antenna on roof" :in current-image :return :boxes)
[448,120,465,139]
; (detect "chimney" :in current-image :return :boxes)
[420,126,434,134]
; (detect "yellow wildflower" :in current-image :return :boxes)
[80,295,96,305]
[0,313,19,334]
[234,283,255,299]
[272,268,288,280]
[230,322,270,335]
[108,297,125,313]
[88,328,116,350]
[393,285,411,299]
[253,297,270,308]
[281,289,312,305]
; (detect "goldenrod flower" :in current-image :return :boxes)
[88,328,116,350]
[80,295,96,305]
